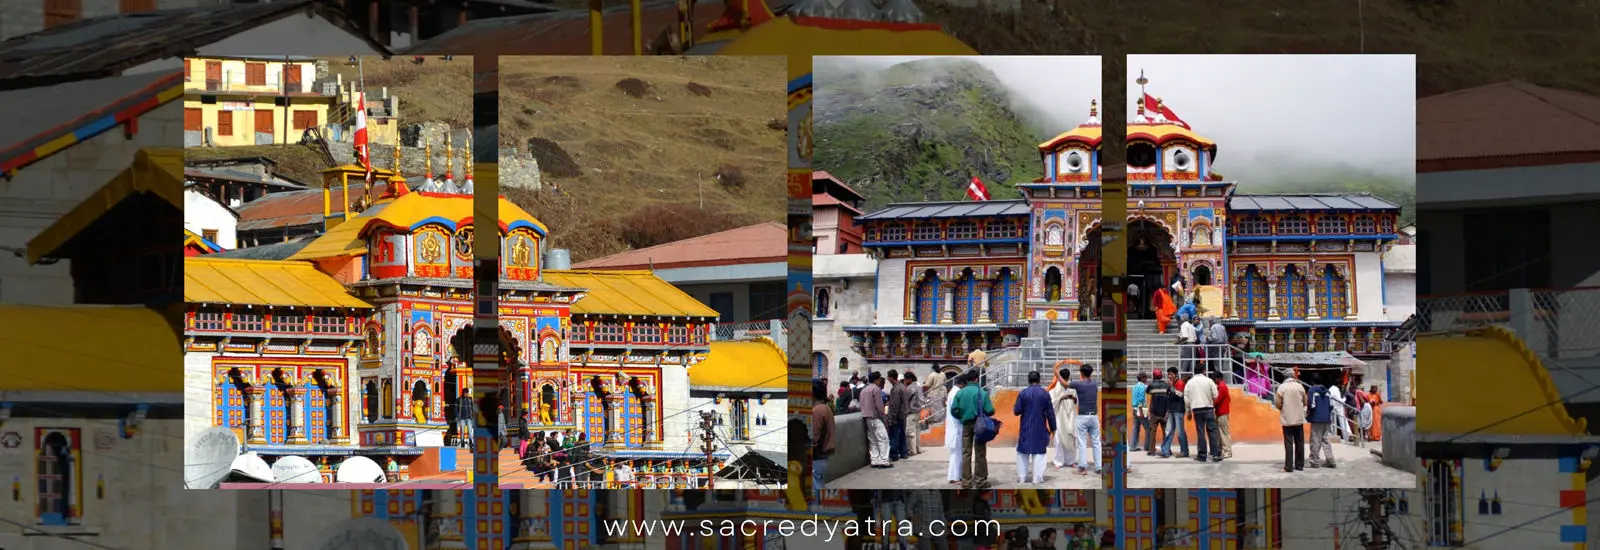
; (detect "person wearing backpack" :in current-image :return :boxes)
[1159,366,1189,458]
[950,369,996,489]
[1307,378,1336,469]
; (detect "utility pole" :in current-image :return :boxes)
[699,411,717,489]
[1358,489,1391,549]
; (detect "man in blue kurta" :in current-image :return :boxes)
[1013,370,1056,485]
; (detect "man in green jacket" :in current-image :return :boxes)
[948,369,995,489]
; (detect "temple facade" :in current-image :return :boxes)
[837,89,1407,374]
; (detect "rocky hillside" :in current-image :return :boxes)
[813,58,1047,211]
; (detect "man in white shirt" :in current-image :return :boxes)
[1328,384,1350,442]
[614,460,635,488]
[1127,282,1141,319]
[1178,318,1199,375]
[1183,371,1222,462]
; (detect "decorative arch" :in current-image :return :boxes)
[410,323,436,359]
[35,429,79,526]
[814,287,831,318]
[955,268,981,324]
[1188,220,1214,248]
[1235,265,1268,320]
[990,267,1020,324]
[1044,266,1063,302]
[362,323,382,358]
[410,379,430,421]
[914,269,941,324]
[363,380,380,423]
[813,352,827,377]
[538,330,561,364]
[1128,214,1179,243]
[1278,265,1309,320]
[504,228,541,280]
[1076,220,1101,255]
[1043,222,1067,249]
[1190,261,1215,287]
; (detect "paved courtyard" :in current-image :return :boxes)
[827,445,1101,490]
[1126,441,1417,488]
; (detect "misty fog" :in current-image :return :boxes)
[1127,54,1416,186]
[814,56,1103,135]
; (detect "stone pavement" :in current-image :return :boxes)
[827,445,1101,490]
[1126,440,1417,488]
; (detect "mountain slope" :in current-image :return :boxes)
[814,58,1046,211]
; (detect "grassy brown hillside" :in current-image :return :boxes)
[326,55,473,128]
[499,56,788,263]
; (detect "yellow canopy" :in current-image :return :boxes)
[689,338,788,391]
[1127,123,1216,148]
[288,192,547,261]
[185,257,372,309]
[0,305,179,392]
[1039,125,1103,151]
[27,147,182,263]
[1417,326,1587,437]
[542,270,719,318]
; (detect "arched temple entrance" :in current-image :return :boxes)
[1126,218,1177,319]
[410,380,429,422]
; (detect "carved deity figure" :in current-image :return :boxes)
[1045,225,1065,247]
[512,237,532,267]
[1194,226,1211,247]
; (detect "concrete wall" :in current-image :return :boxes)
[1380,405,1417,474]
[183,97,330,148]
[1352,250,1385,320]
[812,273,874,381]
[0,98,181,305]
[821,412,868,483]
[875,257,908,325]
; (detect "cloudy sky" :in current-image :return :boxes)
[1127,55,1415,180]
[815,56,1102,132]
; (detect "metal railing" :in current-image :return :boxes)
[711,319,788,353]
[1418,287,1600,359]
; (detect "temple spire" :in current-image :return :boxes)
[445,133,454,181]
[1137,69,1148,98]
[425,140,433,181]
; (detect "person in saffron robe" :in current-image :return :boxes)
[1366,385,1384,441]
[1153,287,1178,334]
[1013,370,1056,485]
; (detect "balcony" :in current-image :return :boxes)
[190,77,324,96]
[1418,287,1600,360]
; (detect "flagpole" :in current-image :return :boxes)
[359,56,370,192]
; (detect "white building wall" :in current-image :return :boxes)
[1352,251,1385,321]
[813,276,875,381]
[660,364,693,448]
[875,257,908,325]
[183,189,238,249]
[1385,272,1417,321]
[685,393,788,458]
[0,99,180,304]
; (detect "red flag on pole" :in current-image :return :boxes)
[966,175,991,201]
[1143,92,1189,129]
[355,93,371,184]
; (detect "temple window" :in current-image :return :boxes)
[665,325,686,344]
[35,429,80,526]
[1237,215,1270,235]
[233,311,264,332]
[572,323,590,342]
[633,325,662,344]
[985,220,1019,239]
[694,325,708,345]
[596,323,625,343]
[1353,215,1376,234]
[1280,266,1309,319]
[815,287,831,318]
[990,268,1020,324]
[1315,215,1348,234]
[273,312,305,333]
[312,313,344,334]
[729,399,750,441]
[1379,216,1394,233]
[1236,265,1268,320]
[913,222,940,241]
[914,271,941,324]
[882,224,907,241]
[1278,216,1309,235]
[193,309,224,331]
[1321,264,1349,318]
[948,221,978,240]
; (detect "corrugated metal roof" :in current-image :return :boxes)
[542,270,720,318]
[0,1,390,90]
[858,200,1029,221]
[571,222,785,270]
[184,257,372,309]
[1229,194,1400,212]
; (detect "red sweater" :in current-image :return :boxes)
[1215,380,1231,416]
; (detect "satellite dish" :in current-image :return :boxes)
[336,456,387,483]
[271,455,324,484]
[229,451,274,483]
[311,517,409,550]
[184,427,241,489]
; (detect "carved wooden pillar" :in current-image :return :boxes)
[1306,270,1321,320]
[328,389,345,443]
[286,385,307,444]
[904,284,917,324]
[940,283,956,324]
[1266,276,1281,321]
[977,281,994,323]
[245,385,266,444]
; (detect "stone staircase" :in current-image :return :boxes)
[1043,320,1101,365]
[1126,319,1181,374]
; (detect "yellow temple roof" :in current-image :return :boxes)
[1127,123,1216,149]
[1039,124,1103,151]
[185,257,372,309]
[689,338,787,390]
[28,147,182,263]
[542,270,719,318]
[288,193,547,261]
[0,305,179,393]
[1417,325,1588,437]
